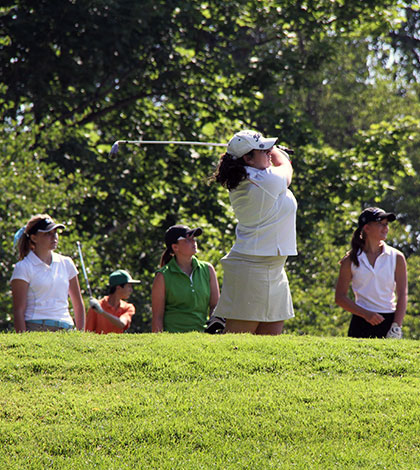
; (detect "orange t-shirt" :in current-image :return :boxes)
[85,296,135,334]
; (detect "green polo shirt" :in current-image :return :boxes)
[158,256,211,333]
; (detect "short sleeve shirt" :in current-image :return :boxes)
[85,296,135,334]
[10,251,78,323]
[229,165,298,256]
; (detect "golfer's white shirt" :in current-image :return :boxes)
[351,243,397,313]
[229,165,297,256]
[11,251,78,323]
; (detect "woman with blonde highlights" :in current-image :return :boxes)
[11,214,85,332]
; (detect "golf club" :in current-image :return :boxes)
[76,241,93,297]
[110,140,227,157]
[109,140,294,156]
[76,241,106,314]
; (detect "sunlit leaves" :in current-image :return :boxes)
[1,0,419,335]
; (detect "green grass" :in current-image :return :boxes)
[0,332,420,469]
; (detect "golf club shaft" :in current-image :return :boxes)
[109,140,293,156]
[76,241,93,298]
[115,140,228,147]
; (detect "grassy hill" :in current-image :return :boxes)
[0,332,419,469]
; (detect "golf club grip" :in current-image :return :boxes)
[76,241,93,297]
[89,298,106,315]
[94,305,106,315]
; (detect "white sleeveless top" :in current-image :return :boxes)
[350,243,398,313]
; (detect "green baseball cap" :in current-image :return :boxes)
[109,269,141,287]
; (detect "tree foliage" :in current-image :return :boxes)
[0,0,419,335]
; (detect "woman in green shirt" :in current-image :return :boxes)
[151,225,220,333]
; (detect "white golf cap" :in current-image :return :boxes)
[227,130,278,159]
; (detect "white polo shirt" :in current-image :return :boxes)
[229,165,297,256]
[10,251,78,323]
[351,243,398,313]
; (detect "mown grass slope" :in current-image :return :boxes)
[0,332,419,469]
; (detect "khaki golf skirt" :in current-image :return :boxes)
[213,251,294,322]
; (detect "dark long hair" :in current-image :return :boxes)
[349,227,365,267]
[159,247,173,268]
[210,153,250,191]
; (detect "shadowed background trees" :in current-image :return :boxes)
[1,0,419,335]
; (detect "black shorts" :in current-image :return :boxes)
[348,312,395,338]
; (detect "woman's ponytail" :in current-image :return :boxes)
[349,227,365,267]
[159,247,173,268]
[210,153,249,191]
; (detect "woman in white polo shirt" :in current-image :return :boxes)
[211,129,297,335]
[335,207,407,338]
[11,214,85,332]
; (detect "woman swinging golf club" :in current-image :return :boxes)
[211,130,297,335]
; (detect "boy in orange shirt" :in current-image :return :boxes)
[85,269,140,334]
